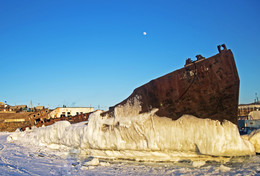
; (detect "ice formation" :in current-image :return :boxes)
[83,158,99,166]
[7,97,258,161]
[242,129,260,153]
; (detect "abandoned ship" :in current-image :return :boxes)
[103,44,239,125]
[0,44,239,131]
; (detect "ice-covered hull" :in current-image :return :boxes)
[104,45,240,124]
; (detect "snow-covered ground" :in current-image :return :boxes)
[3,102,260,175]
[8,109,258,159]
[1,132,260,175]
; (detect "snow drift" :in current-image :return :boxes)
[248,111,260,120]
[242,129,260,153]
[7,97,258,161]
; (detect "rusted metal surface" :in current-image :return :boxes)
[28,109,50,125]
[21,112,92,131]
[104,45,240,124]
[0,109,92,131]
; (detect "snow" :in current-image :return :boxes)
[248,111,260,120]
[192,160,206,168]
[7,96,258,161]
[1,131,260,175]
[219,164,231,172]
[83,158,99,166]
[0,132,260,176]
[3,96,260,174]
[242,129,260,153]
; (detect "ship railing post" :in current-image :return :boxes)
[218,44,227,53]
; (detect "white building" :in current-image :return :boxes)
[49,107,94,118]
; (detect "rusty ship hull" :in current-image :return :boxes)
[105,45,240,124]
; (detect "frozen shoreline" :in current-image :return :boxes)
[1,132,260,175]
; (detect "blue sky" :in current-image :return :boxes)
[1,0,260,109]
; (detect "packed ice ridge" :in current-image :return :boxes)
[7,96,260,161]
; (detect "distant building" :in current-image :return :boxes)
[49,107,94,118]
[0,102,5,111]
[238,102,260,119]
[0,102,10,112]
[35,106,45,110]
[0,102,4,110]
[9,105,28,112]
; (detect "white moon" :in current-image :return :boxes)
[143,32,147,35]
